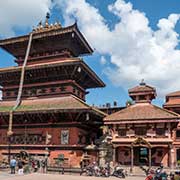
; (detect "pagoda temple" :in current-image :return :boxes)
[164,91,180,165]
[0,16,106,167]
[104,82,180,170]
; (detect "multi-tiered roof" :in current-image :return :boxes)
[0,16,105,117]
[104,82,179,124]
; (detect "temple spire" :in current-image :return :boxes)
[140,79,146,86]
[33,12,61,33]
[128,82,156,103]
[45,12,50,27]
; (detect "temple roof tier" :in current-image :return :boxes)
[128,81,156,103]
[0,95,106,117]
[0,58,105,89]
[104,102,180,123]
[0,23,93,58]
[164,91,180,108]
[166,91,180,97]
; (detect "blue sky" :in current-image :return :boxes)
[0,0,180,108]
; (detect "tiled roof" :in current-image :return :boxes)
[104,102,179,123]
[164,99,180,107]
[0,58,80,73]
[166,91,180,97]
[128,84,155,93]
[0,58,105,88]
[0,95,106,116]
[0,23,93,57]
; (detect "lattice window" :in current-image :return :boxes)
[118,129,126,137]
[50,87,56,92]
[176,130,180,138]
[77,91,80,96]
[156,128,165,137]
[73,87,76,93]
[14,91,18,96]
[30,89,37,95]
[39,88,46,93]
[135,128,147,136]
[23,90,28,95]
[6,91,11,96]
[60,86,66,92]
[11,134,43,144]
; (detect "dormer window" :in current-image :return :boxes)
[60,86,66,92]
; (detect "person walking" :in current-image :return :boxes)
[10,157,17,174]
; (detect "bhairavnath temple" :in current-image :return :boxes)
[0,15,105,167]
[0,15,180,170]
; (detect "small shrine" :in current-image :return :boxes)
[104,81,180,170]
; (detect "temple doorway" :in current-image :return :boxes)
[134,147,149,165]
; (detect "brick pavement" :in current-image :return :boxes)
[0,173,145,180]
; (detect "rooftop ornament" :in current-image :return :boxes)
[33,12,62,33]
[140,79,146,86]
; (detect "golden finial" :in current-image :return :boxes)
[45,12,50,28]
[140,79,146,86]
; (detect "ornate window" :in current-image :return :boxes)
[23,90,28,95]
[156,128,165,137]
[11,134,43,144]
[39,88,46,93]
[30,89,37,96]
[118,129,126,137]
[176,130,180,138]
[50,87,56,92]
[77,91,80,96]
[60,86,66,92]
[73,87,76,93]
[135,128,147,136]
[6,91,11,96]
[61,130,69,144]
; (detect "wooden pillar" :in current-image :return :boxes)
[174,148,177,167]
[113,147,116,163]
[130,146,134,173]
[149,147,151,168]
[169,144,174,169]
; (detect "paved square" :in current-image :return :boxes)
[0,173,145,180]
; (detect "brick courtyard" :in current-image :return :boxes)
[0,173,145,180]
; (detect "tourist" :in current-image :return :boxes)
[17,159,24,175]
[41,160,46,173]
[10,156,16,174]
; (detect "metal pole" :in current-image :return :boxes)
[149,148,151,168]
[130,146,134,173]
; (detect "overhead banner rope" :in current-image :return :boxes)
[7,32,33,136]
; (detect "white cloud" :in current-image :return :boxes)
[54,0,180,98]
[0,0,52,37]
[0,0,179,99]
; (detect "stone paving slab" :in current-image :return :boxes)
[0,173,145,180]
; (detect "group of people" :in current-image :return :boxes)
[10,156,47,174]
[10,157,24,174]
